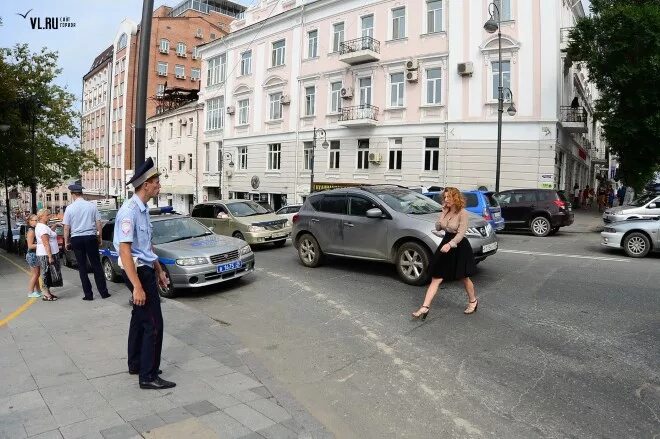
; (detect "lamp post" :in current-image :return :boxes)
[310,127,329,195]
[148,133,159,206]
[485,1,517,193]
[219,152,234,200]
[0,124,13,251]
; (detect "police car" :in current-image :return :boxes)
[99,207,255,297]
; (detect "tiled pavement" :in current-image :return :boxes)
[0,250,332,439]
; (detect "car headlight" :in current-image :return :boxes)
[248,225,265,232]
[603,227,616,233]
[240,244,252,255]
[176,257,208,266]
[465,227,482,237]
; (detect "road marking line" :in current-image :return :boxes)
[0,253,38,327]
[498,249,629,262]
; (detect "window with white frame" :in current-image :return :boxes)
[329,140,340,169]
[169,123,174,139]
[330,82,342,113]
[269,92,283,120]
[191,68,201,80]
[308,30,318,58]
[238,146,248,170]
[156,83,165,97]
[268,143,281,170]
[157,62,168,76]
[357,139,370,170]
[361,15,374,38]
[426,67,442,104]
[333,22,344,52]
[303,141,313,170]
[207,54,226,86]
[217,143,222,172]
[192,46,200,59]
[427,0,443,33]
[206,97,225,130]
[188,118,194,136]
[160,39,169,53]
[392,7,406,40]
[424,137,440,171]
[359,77,372,105]
[118,33,128,50]
[204,143,210,171]
[305,86,315,116]
[389,138,403,170]
[168,155,173,171]
[241,51,252,76]
[495,0,511,21]
[238,99,249,125]
[177,42,186,56]
[272,40,285,67]
[175,64,185,78]
[491,60,511,100]
[390,73,405,107]
[188,153,193,170]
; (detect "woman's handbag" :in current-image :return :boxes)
[48,260,63,288]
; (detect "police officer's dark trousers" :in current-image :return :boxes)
[71,235,109,299]
[123,266,163,382]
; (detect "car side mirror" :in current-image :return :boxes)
[216,213,229,219]
[366,208,384,218]
[648,203,657,209]
[208,226,214,232]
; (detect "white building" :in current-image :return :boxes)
[146,101,205,214]
[198,0,603,208]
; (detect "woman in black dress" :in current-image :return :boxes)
[412,188,478,319]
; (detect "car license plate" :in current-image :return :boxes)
[482,242,498,253]
[272,232,288,238]
[217,260,243,273]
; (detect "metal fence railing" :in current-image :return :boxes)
[560,105,587,123]
[340,36,381,55]
[339,104,379,122]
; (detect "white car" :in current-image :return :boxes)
[275,204,302,223]
[601,217,660,258]
[603,194,660,223]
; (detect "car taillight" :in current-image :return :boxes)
[553,200,566,209]
[482,208,491,221]
[292,213,299,224]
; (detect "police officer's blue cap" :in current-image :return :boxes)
[68,184,84,193]
[126,157,160,189]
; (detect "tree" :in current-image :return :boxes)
[567,0,660,191]
[0,44,103,199]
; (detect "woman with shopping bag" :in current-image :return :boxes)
[35,209,61,301]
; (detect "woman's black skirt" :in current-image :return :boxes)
[428,232,476,281]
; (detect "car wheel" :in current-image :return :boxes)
[623,232,651,258]
[530,216,551,237]
[273,239,286,248]
[102,257,119,282]
[396,242,431,286]
[549,227,560,236]
[158,266,177,298]
[297,233,323,267]
[232,231,246,241]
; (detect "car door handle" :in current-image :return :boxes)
[311,219,320,223]
[344,222,354,227]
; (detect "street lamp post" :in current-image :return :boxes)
[0,124,13,251]
[219,152,234,200]
[148,134,159,206]
[484,1,517,192]
[310,127,329,195]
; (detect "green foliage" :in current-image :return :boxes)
[567,0,660,191]
[0,44,104,190]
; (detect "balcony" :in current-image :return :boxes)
[559,106,588,134]
[339,37,381,65]
[338,104,379,127]
[560,27,572,52]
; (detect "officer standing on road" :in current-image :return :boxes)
[63,184,110,300]
[113,158,175,390]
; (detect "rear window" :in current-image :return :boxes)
[536,191,561,202]
[462,193,479,208]
[308,195,323,211]
[484,192,499,207]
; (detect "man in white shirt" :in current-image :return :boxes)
[63,184,110,300]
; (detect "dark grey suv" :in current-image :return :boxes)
[292,185,498,285]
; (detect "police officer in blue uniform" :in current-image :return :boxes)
[113,158,175,390]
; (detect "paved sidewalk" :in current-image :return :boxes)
[0,251,332,439]
[566,207,604,233]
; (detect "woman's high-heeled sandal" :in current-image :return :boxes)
[464,299,478,315]
[412,305,430,321]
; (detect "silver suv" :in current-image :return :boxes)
[292,185,498,285]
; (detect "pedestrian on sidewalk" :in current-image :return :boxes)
[582,185,590,208]
[617,186,626,206]
[412,188,479,320]
[24,214,42,298]
[35,209,60,301]
[113,158,175,390]
[63,184,110,301]
[608,186,616,208]
[573,184,581,208]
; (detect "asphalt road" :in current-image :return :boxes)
[176,229,660,439]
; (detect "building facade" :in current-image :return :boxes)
[146,101,204,214]
[199,0,603,207]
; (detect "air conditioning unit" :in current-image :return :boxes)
[405,59,419,70]
[406,70,418,82]
[177,154,186,162]
[340,87,353,99]
[368,152,382,164]
[226,105,236,115]
[280,95,291,105]
[457,62,474,77]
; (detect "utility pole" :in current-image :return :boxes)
[134,0,155,169]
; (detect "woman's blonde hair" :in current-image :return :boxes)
[36,208,50,220]
[27,214,38,223]
[443,187,466,211]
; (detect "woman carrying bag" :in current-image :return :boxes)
[24,215,42,298]
[35,209,61,301]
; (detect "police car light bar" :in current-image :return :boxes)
[149,206,175,215]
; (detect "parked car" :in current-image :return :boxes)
[192,200,291,247]
[463,191,505,232]
[602,194,660,224]
[601,217,660,258]
[422,191,444,204]
[99,208,255,297]
[256,201,275,213]
[292,185,497,286]
[99,209,118,222]
[275,204,303,223]
[494,189,573,237]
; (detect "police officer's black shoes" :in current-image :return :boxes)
[100,293,111,299]
[129,368,162,375]
[139,377,176,390]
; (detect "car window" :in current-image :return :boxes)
[226,201,270,217]
[462,193,479,208]
[496,192,514,204]
[308,195,323,211]
[101,223,114,241]
[99,210,118,221]
[364,187,441,214]
[192,204,214,218]
[484,192,499,207]
[151,217,212,245]
[349,196,379,216]
[556,191,568,202]
[628,194,656,207]
[517,191,537,203]
[320,195,347,215]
